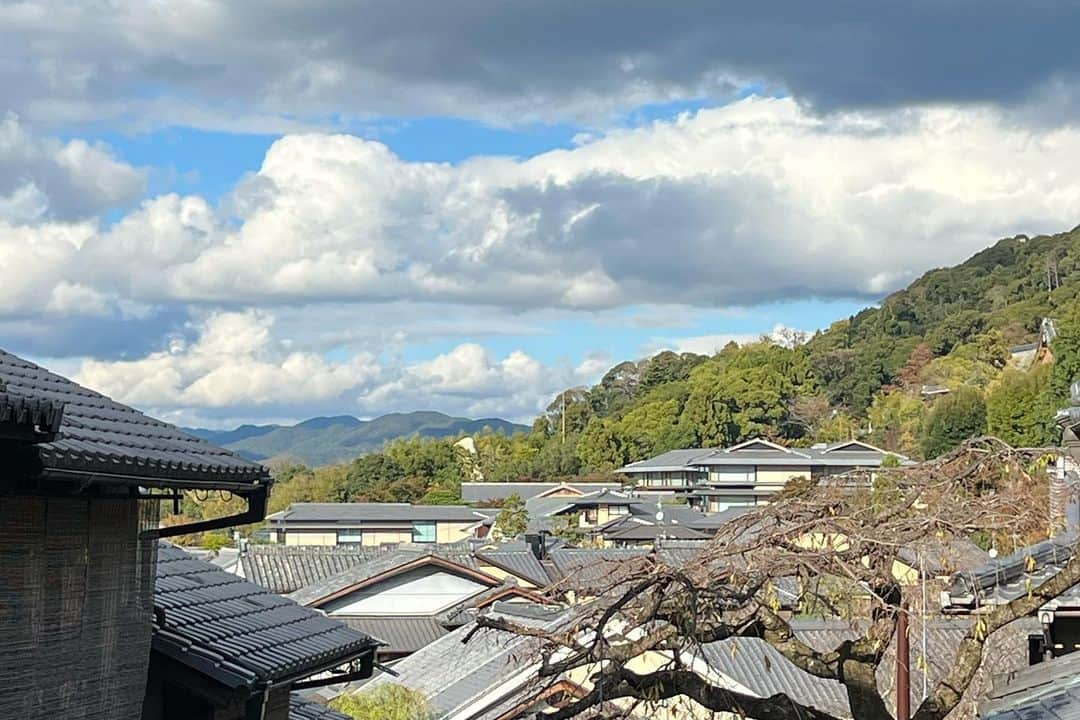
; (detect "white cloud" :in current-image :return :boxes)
[72,310,581,425]
[76,310,380,409]
[0,114,144,220]
[652,323,810,356]
[8,97,1080,320]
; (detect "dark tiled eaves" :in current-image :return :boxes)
[0,390,63,441]
[0,348,269,488]
[945,533,1077,609]
[155,543,377,688]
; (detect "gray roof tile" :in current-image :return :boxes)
[359,602,574,717]
[945,533,1077,609]
[337,616,450,655]
[154,542,377,687]
[981,651,1080,719]
[473,545,551,587]
[241,544,395,594]
[701,637,851,718]
[0,348,268,487]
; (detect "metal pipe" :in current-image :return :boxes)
[897,603,911,720]
[155,485,268,538]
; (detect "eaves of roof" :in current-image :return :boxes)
[0,348,270,491]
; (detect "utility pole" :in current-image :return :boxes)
[561,391,566,444]
[896,603,910,720]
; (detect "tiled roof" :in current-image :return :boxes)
[154,543,377,688]
[896,538,989,577]
[0,348,269,488]
[289,694,352,720]
[944,533,1077,610]
[545,547,653,594]
[617,448,714,473]
[241,544,395,594]
[701,637,850,718]
[269,502,486,524]
[0,390,63,441]
[701,615,1040,719]
[336,615,450,655]
[473,544,551,587]
[461,481,624,503]
[981,650,1080,719]
[655,539,711,566]
[359,602,573,717]
[606,519,710,541]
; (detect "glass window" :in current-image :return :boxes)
[412,520,437,543]
[337,529,363,544]
[609,505,628,516]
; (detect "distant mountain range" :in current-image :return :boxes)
[186,411,529,467]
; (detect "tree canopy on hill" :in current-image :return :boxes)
[170,225,1080,529]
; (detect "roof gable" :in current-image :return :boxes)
[534,483,586,498]
[822,440,888,454]
[291,552,501,608]
[726,438,793,453]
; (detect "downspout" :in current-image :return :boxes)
[155,484,269,538]
[244,686,270,720]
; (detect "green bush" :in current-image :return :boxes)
[330,684,431,720]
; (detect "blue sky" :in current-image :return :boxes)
[5,2,1080,427]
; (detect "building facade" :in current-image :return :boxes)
[618,438,905,511]
[266,503,489,547]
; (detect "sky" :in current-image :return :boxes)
[5,2,1080,428]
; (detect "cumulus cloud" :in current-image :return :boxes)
[648,323,809,356]
[72,310,587,425]
[76,310,381,409]
[5,2,1080,127]
[0,114,144,220]
[6,97,1080,319]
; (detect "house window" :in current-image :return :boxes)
[337,529,363,544]
[609,505,628,516]
[583,508,599,525]
[412,520,437,543]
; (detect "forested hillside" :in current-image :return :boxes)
[186,411,527,466]
[177,225,1080,529]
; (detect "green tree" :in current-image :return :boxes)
[493,493,529,540]
[615,398,684,462]
[331,684,431,720]
[340,454,406,502]
[868,391,927,457]
[986,365,1054,446]
[921,386,987,459]
[577,418,624,472]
